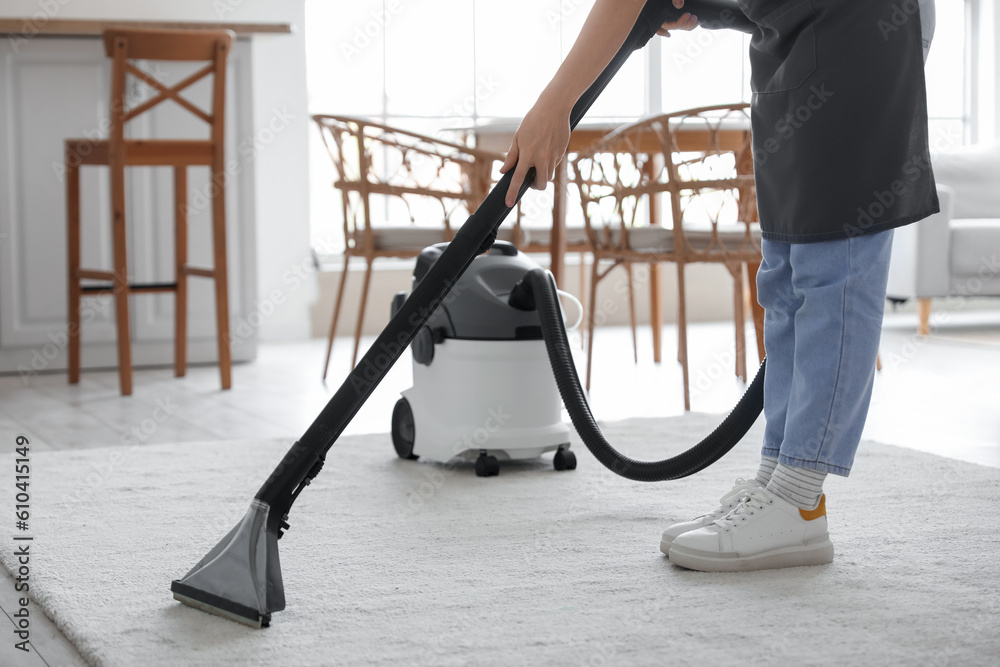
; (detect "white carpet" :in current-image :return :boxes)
[2,413,999,667]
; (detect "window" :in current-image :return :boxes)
[306,0,976,252]
[925,0,970,151]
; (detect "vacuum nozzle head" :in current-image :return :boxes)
[171,500,285,628]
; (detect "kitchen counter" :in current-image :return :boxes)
[0,18,291,36]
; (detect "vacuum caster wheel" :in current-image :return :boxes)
[553,448,577,471]
[391,398,418,460]
[475,452,500,477]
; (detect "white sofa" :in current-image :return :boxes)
[886,143,1000,334]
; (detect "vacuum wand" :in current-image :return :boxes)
[254,0,755,526]
[171,0,756,629]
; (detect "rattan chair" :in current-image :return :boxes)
[570,104,765,410]
[312,115,511,377]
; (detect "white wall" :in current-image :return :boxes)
[0,0,314,341]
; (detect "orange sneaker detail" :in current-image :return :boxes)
[799,494,827,521]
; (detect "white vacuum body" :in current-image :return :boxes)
[390,242,575,476]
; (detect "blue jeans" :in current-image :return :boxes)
[756,230,894,476]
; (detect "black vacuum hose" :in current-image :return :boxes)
[516,268,765,482]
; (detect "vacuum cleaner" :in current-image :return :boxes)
[390,242,582,476]
[171,0,760,628]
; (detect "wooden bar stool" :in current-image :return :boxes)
[66,28,235,395]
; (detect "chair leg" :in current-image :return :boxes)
[746,260,765,362]
[110,161,132,396]
[351,257,375,369]
[174,167,188,378]
[676,262,690,411]
[917,298,931,336]
[322,255,352,381]
[210,160,232,390]
[66,155,82,385]
[732,266,747,382]
[586,257,601,391]
[626,263,638,364]
[578,252,587,350]
[650,263,662,363]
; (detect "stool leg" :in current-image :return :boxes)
[174,166,188,378]
[66,152,81,385]
[110,159,132,396]
[211,159,232,390]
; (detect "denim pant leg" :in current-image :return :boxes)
[757,230,894,476]
[756,240,800,460]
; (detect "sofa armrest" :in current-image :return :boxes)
[886,185,954,299]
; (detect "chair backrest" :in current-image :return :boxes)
[102,28,234,149]
[571,104,759,261]
[312,114,502,250]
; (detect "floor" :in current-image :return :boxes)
[1,313,998,665]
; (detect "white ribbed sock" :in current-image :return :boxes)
[755,456,778,486]
[767,463,827,509]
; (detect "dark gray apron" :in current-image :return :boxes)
[739,0,939,242]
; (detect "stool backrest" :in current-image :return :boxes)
[101,28,234,147]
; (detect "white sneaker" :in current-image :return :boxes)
[659,478,763,555]
[668,487,834,572]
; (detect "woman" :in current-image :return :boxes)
[501,0,938,571]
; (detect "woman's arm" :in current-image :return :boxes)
[501,0,693,206]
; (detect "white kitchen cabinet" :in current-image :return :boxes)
[0,36,257,375]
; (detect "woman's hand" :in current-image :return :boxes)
[658,0,698,37]
[497,0,647,207]
[657,12,699,36]
[500,94,572,207]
